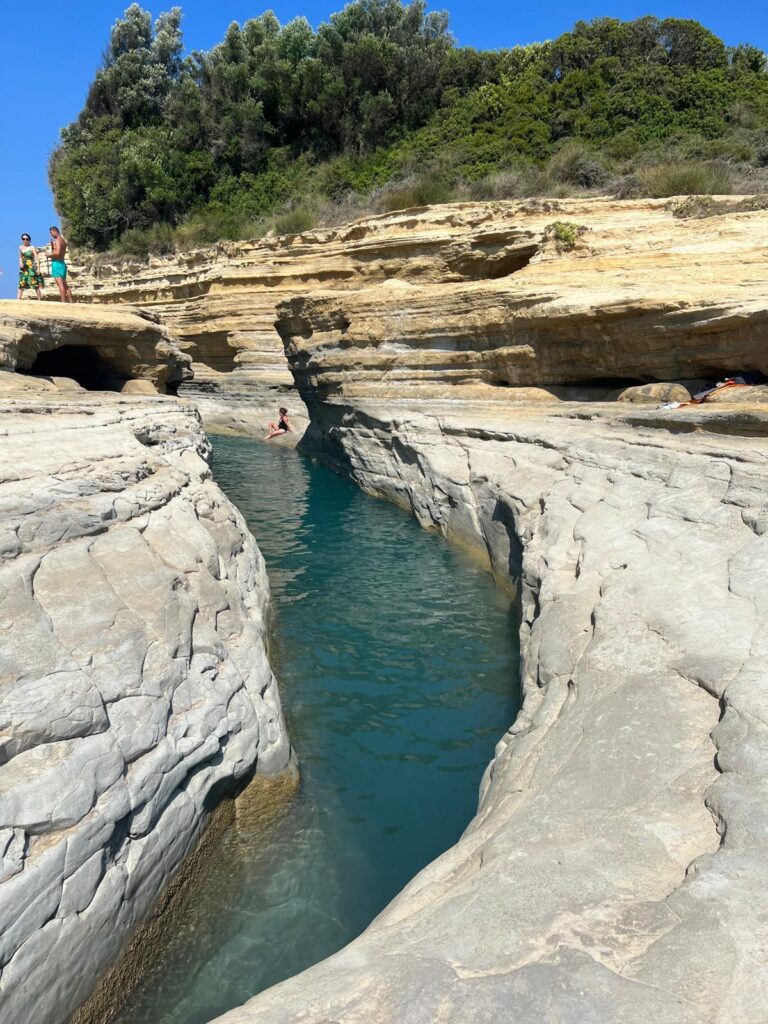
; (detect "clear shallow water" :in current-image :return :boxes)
[116,437,519,1024]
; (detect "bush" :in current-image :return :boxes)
[466,169,525,200]
[272,207,316,235]
[637,160,734,197]
[380,175,456,212]
[548,141,608,188]
[111,222,175,257]
[545,220,586,252]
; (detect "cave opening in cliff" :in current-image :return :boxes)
[27,345,127,392]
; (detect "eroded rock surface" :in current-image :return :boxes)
[67,198,768,1020]
[211,399,768,1023]
[76,198,768,423]
[0,300,191,394]
[271,197,768,401]
[0,390,290,1024]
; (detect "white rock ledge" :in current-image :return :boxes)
[0,393,290,1024]
[212,399,768,1024]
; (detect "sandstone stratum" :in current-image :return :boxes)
[76,196,768,409]
[3,196,768,1024]
[0,307,291,1024]
[0,300,191,395]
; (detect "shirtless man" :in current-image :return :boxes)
[49,226,73,302]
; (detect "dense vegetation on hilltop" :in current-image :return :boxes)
[49,1,768,253]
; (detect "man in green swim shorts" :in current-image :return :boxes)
[49,226,73,302]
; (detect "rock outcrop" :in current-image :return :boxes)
[269,197,768,401]
[73,246,312,437]
[0,300,191,394]
[65,198,768,1021]
[213,397,768,1024]
[77,198,768,420]
[0,379,291,1023]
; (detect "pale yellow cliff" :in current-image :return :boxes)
[74,197,768,411]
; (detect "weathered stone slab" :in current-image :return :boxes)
[0,392,290,1024]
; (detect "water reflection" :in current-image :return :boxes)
[116,437,519,1024]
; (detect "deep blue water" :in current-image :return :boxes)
[116,436,519,1024]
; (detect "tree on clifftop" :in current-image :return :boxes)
[50,4,768,251]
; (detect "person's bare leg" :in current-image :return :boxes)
[54,277,66,302]
[36,286,43,300]
[17,288,23,300]
[64,282,73,303]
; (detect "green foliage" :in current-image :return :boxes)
[381,174,455,210]
[272,206,316,234]
[50,5,768,252]
[545,221,586,251]
[637,160,734,197]
[548,140,607,188]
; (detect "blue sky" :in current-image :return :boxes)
[1,0,765,297]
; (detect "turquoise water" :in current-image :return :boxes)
[116,437,519,1024]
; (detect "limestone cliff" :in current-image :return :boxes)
[0,300,191,395]
[73,244,312,436]
[0,340,290,1022]
[270,197,768,401]
[213,399,768,1024]
[68,198,768,1022]
[210,197,768,1022]
[77,197,768,417]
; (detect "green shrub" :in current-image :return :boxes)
[272,207,316,236]
[466,169,524,200]
[548,141,608,188]
[637,160,734,197]
[381,176,456,212]
[545,221,586,252]
[111,222,175,257]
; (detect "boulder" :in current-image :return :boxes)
[615,382,691,404]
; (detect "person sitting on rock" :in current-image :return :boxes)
[17,233,43,300]
[264,407,293,440]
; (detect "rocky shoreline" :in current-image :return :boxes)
[0,387,291,1024]
[3,195,768,1023]
[209,397,768,1023]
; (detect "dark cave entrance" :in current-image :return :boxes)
[27,345,128,392]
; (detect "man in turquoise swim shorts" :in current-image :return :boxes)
[49,226,73,302]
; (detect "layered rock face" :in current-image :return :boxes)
[0,300,191,395]
[0,377,291,1023]
[210,198,768,1022]
[214,398,768,1024]
[76,198,768,421]
[67,198,768,1021]
[74,245,312,436]
[269,197,768,401]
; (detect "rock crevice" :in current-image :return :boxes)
[210,399,768,1023]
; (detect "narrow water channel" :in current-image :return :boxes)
[116,436,519,1024]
